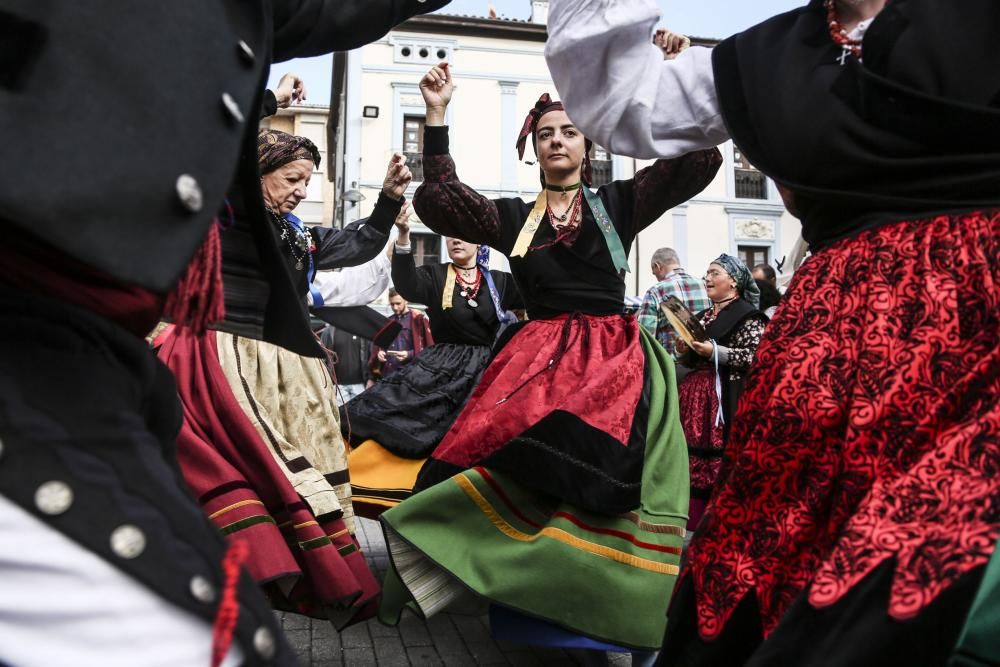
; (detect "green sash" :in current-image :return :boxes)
[510,189,630,276]
[949,537,1000,666]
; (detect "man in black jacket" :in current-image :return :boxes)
[0,1,448,665]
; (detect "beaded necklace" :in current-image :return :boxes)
[266,207,313,270]
[824,0,881,65]
[546,188,584,228]
[454,265,483,308]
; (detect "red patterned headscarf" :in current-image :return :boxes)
[515,93,593,185]
[257,129,321,174]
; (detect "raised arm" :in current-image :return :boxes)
[260,72,307,119]
[390,253,436,305]
[272,0,451,61]
[311,198,394,270]
[631,148,722,231]
[312,154,412,269]
[545,0,729,159]
[411,63,505,247]
[390,206,438,304]
[310,254,390,307]
[597,146,722,244]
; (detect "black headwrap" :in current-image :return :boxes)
[712,253,760,309]
[712,0,1000,249]
[257,129,321,174]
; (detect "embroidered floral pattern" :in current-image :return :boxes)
[414,153,503,247]
[679,369,726,495]
[682,210,1000,640]
[725,317,767,380]
[413,147,723,251]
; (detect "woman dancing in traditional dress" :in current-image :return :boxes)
[673,254,766,539]
[158,130,412,627]
[344,226,519,517]
[545,1,1000,664]
[377,63,722,652]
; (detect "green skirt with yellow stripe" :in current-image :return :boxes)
[378,329,689,649]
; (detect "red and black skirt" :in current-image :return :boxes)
[415,312,651,515]
[661,210,1000,666]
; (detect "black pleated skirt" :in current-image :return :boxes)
[342,343,492,458]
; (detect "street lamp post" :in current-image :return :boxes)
[340,186,365,228]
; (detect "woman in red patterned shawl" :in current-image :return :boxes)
[545,0,1000,664]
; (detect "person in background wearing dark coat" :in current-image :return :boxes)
[0,1,449,665]
[367,288,433,381]
[751,262,777,288]
[755,277,782,319]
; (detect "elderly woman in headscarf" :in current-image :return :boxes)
[157,129,412,628]
[674,253,767,537]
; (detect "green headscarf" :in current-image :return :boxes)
[712,253,760,309]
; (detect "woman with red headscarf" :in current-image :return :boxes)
[376,63,722,653]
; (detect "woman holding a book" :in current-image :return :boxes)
[673,254,767,536]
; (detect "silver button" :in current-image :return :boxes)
[189,575,216,604]
[110,524,146,560]
[253,627,276,660]
[0,436,4,460]
[35,481,73,515]
[175,174,203,213]
[221,92,245,124]
[237,40,254,64]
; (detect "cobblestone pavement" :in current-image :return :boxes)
[278,518,635,667]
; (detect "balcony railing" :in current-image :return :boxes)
[735,168,768,200]
[404,152,424,182]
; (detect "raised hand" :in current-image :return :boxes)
[653,28,691,60]
[394,203,412,248]
[420,62,453,125]
[274,72,307,108]
[382,152,412,201]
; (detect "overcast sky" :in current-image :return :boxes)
[268,0,804,103]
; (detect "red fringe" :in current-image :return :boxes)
[211,539,250,667]
[163,221,225,334]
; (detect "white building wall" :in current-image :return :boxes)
[331,22,803,295]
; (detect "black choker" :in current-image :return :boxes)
[712,295,738,306]
[544,182,582,193]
